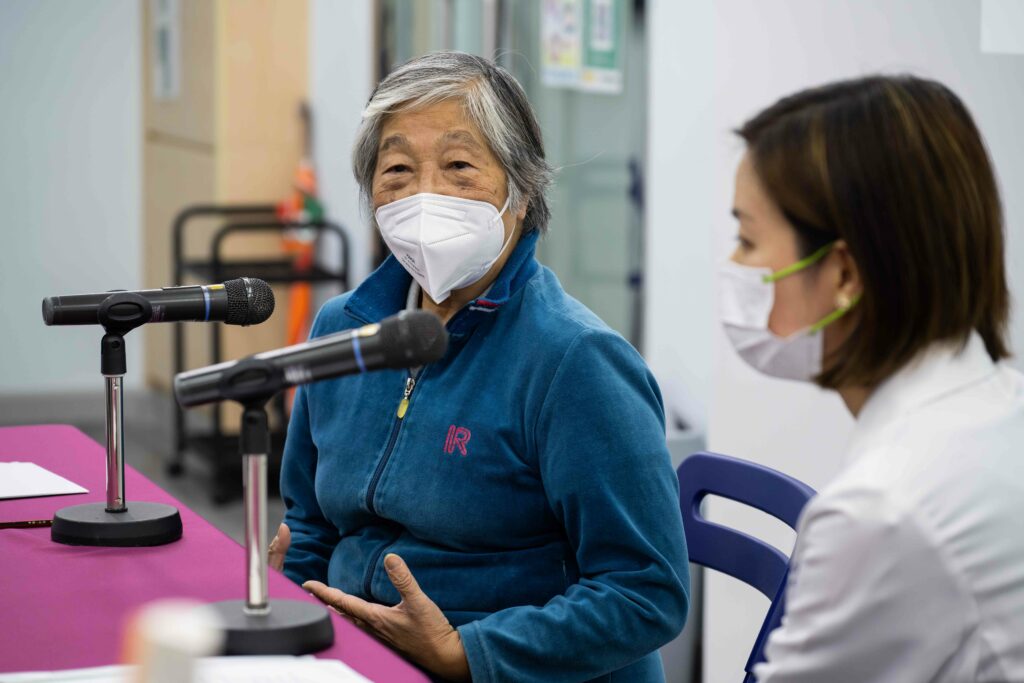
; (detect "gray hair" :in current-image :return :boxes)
[352,51,553,233]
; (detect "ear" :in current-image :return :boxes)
[515,197,529,222]
[831,240,863,308]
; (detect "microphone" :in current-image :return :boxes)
[173,310,448,407]
[42,278,275,327]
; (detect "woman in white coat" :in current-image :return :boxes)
[721,74,1024,681]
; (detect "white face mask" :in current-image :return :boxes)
[376,192,513,303]
[718,244,854,382]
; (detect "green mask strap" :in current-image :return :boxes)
[809,293,861,334]
[760,241,857,334]
[762,242,835,284]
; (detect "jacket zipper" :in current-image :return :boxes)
[366,374,416,514]
[362,373,417,596]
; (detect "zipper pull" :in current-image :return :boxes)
[396,376,416,419]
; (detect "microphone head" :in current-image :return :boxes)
[379,311,448,368]
[224,277,275,326]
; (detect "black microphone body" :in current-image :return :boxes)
[42,278,275,327]
[174,310,448,407]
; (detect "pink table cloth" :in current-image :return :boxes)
[0,424,428,681]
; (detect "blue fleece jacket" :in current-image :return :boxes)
[281,230,689,682]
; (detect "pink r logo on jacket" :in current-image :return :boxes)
[445,425,471,456]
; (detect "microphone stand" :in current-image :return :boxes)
[51,293,183,546]
[203,359,333,654]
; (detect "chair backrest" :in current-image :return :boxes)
[677,451,815,682]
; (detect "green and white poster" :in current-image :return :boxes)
[580,0,623,94]
[541,0,625,95]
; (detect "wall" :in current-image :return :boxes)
[646,1,1024,681]
[0,0,371,392]
[309,0,377,287]
[0,0,142,394]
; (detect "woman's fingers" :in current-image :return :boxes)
[303,581,381,627]
[383,554,428,610]
[268,522,291,571]
[302,572,466,679]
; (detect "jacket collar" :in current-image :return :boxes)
[848,331,998,457]
[344,229,541,338]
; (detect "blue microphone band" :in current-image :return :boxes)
[201,286,211,321]
[352,336,367,373]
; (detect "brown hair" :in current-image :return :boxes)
[738,75,1010,389]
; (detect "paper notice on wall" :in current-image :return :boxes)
[541,0,584,89]
[151,0,181,100]
[541,0,625,95]
[580,0,624,94]
[981,0,1024,55]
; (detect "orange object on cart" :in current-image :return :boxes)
[278,104,324,412]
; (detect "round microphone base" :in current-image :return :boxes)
[51,502,182,547]
[209,599,334,655]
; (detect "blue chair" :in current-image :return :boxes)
[677,451,816,683]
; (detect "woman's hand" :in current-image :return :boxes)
[304,554,470,682]
[268,522,290,572]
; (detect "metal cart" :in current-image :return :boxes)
[168,204,349,503]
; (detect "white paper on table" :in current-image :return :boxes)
[0,666,124,683]
[0,462,88,500]
[0,656,373,683]
[196,656,372,683]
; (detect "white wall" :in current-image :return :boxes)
[646,1,1024,681]
[0,0,142,394]
[309,0,376,288]
[0,0,374,394]
[645,1,717,434]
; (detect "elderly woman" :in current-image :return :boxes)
[270,52,689,682]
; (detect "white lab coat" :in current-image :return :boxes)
[755,332,1024,682]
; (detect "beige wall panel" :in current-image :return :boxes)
[142,0,217,146]
[216,0,308,203]
[142,0,309,427]
[214,0,307,385]
[142,139,215,391]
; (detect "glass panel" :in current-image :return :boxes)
[377,0,647,346]
[499,0,646,345]
[380,0,448,67]
[451,0,484,55]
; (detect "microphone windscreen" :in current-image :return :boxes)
[379,311,448,368]
[225,277,275,325]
